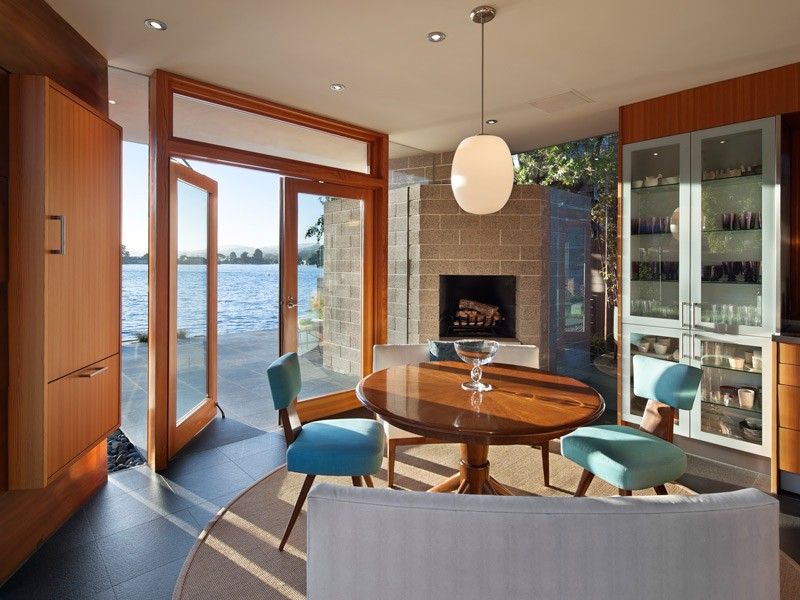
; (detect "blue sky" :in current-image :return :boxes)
[122,142,326,255]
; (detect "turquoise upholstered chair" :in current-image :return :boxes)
[562,355,702,497]
[267,352,385,550]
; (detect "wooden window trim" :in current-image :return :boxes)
[149,70,388,468]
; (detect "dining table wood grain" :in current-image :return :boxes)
[356,361,605,495]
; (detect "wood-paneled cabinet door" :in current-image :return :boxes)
[44,85,121,382]
[46,354,120,480]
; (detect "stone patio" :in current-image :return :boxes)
[121,329,359,453]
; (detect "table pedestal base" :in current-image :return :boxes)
[426,443,514,495]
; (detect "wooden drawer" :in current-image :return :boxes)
[46,354,120,479]
[779,363,800,387]
[779,343,800,366]
[779,385,800,430]
[779,427,800,474]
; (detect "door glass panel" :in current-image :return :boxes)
[698,128,763,327]
[176,179,209,421]
[629,143,681,320]
[698,339,763,444]
[296,193,362,399]
[627,332,681,422]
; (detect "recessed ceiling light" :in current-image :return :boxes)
[427,31,446,42]
[330,83,346,91]
[720,140,726,144]
[485,119,498,125]
[108,99,116,105]
[144,18,167,31]
[653,152,659,156]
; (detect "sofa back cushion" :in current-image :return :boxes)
[307,485,778,600]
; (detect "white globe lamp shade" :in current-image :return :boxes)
[450,134,514,215]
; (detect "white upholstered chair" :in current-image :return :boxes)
[372,343,544,487]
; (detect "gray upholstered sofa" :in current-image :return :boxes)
[307,484,778,600]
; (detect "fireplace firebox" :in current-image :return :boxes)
[438,275,517,338]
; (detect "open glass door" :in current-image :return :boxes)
[168,162,218,457]
[281,179,371,402]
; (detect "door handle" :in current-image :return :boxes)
[48,215,66,255]
[692,302,702,328]
[681,302,690,327]
[79,365,108,378]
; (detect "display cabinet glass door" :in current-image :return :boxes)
[622,134,691,328]
[620,325,691,437]
[690,118,776,336]
[690,333,771,456]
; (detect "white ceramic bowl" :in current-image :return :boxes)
[728,357,745,370]
[637,341,652,353]
[661,176,679,185]
[654,343,669,355]
[632,180,643,189]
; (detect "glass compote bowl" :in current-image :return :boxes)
[454,339,499,392]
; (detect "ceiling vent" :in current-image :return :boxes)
[528,90,593,114]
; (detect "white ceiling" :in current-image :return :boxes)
[49,0,800,154]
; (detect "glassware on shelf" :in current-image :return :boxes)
[454,339,499,392]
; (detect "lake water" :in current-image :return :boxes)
[122,263,323,339]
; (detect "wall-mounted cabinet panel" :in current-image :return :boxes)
[46,355,119,479]
[8,75,121,489]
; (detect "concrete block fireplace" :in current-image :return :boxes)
[387,181,591,370]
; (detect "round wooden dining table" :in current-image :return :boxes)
[356,360,605,495]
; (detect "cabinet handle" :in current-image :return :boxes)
[692,302,702,328]
[48,215,66,255]
[681,302,690,327]
[79,366,108,378]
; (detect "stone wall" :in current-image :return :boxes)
[320,198,362,377]
[389,182,553,368]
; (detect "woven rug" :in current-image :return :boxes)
[173,443,800,599]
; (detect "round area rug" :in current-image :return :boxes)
[173,443,799,599]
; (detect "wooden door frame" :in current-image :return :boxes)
[166,162,218,458]
[282,179,375,380]
[149,70,387,469]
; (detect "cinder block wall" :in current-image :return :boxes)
[321,198,363,377]
[388,182,553,369]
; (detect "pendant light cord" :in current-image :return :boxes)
[480,18,485,135]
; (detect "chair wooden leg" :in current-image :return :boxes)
[539,444,550,487]
[654,484,668,495]
[364,475,374,488]
[574,469,594,497]
[279,474,315,551]
[352,476,363,487]
[619,488,632,496]
[387,439,397,488]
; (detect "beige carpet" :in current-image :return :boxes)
[174,443,800,599]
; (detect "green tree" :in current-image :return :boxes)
[253,248,264,264]
[304,196,325,266]
[240,251,250,264]
[228,251,238,263]
[514,133,618,306]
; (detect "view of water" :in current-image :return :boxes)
[122,263,323,339]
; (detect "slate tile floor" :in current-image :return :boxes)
[3,411,800,599]
[0,418,288,600]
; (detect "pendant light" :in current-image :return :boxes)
[450,5,513,215]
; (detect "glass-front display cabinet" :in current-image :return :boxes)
[690,333,772,456]
[621,117,778,456]
[620,325,691,437]
[622,134,691,329]
[691,118,777,337]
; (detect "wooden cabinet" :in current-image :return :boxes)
[8,75,121,489]
[775,342,800,486]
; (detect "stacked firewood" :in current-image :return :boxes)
[453,299,502,327]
